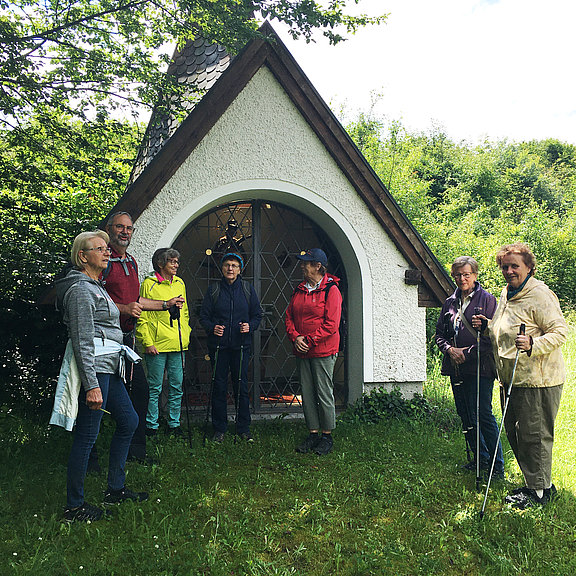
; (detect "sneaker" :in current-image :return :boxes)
[296,433,320,454]
[104,486,149,505]
[212,432,225,443]
[314,434,334,456]
[239,432,254,443]
[486,469,505,481]
[127,454,158,466]
[505,485,557,509]
[168,426,184,437]
[63,502,107,523]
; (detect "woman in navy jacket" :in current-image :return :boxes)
[200,252,262,442]
[435,256,504,476]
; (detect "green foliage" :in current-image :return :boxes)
[346,116,576,307]
[340,386,432,424]
[0,0,385,127]
[0,114,140,301]
[1,346,576,575]
[0,300,67,417]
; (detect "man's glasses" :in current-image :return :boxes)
[113,224,134,233]
[83,246,111,254]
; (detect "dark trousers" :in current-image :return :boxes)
[451,374,504,472]
[210,347,251,434]
[123,333,149,459]
[67,373,138,508]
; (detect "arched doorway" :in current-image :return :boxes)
[173,199,348,414]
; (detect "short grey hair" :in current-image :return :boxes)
[451,256,479,276]
[71,230,109,269]
[152,248,180,273]
[106,211,133,228]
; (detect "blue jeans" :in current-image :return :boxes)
[67,373,138,508]
[451,375,504,472]
[209,347,251,434]
[145,352,183,429]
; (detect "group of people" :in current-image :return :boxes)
[435,243,568,509]
[52,211,343,522]
[52,209,565,520]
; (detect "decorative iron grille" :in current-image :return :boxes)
[173,200,347,414]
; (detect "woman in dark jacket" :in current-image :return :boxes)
[200,252,262,442]
[435,256,504,476]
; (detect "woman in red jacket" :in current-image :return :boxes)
[286,249,342,455]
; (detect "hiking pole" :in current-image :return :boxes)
[474,306,482,493]
[480,323,526,519]
[445,312,472,463]
[234,324,246,443]
[170,304,192,450]
[203,341,220,445]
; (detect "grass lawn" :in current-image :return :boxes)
[2,332,576,575]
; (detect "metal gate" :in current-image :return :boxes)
[173,200,347,414]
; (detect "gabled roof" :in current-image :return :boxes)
[111,21,453,306]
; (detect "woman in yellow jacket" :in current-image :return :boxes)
[474,242,568,509]
[136,248,191,436]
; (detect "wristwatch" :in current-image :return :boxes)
[162,301,168,310]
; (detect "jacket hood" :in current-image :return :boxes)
[54,268,93,308]
[296,273,340,292]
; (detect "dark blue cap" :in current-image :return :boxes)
[221,252,244,271]
[296,248,328,267]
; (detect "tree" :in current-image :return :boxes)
[0,113,141,300]
[1,0,385,129]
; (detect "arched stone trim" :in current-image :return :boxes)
[134,178,372,399]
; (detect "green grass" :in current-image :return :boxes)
[2,333,576,575]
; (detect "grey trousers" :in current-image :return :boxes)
[503,384,563,490]
[298,355,338,432]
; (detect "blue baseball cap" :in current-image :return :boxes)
[296,248,328,267]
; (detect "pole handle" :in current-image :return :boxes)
[519,323,525,335]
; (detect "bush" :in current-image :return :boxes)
[0,299,66,417]
[340,386,432,424]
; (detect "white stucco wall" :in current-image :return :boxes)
[131,66,427,389]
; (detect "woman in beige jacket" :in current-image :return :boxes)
[474,242,568,509]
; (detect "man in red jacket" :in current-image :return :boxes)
[286,248,342,455]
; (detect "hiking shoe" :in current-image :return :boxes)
[296,433,320,453]
[63,502,107,523]
[104,486,149,505]
[145,428,158,437]
[314,435,334,456]
[505,485,556,509]
[212,432,225,443]
[485,469,505,481]
[239,432,255,443]
[168,426,184,438]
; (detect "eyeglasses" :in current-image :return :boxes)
[83,246,111,254]
[112,224,135,233]
[223,263,240,269]
[167,259,179,265]
[453,272,473,279]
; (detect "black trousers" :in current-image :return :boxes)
[122,332,148,460]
